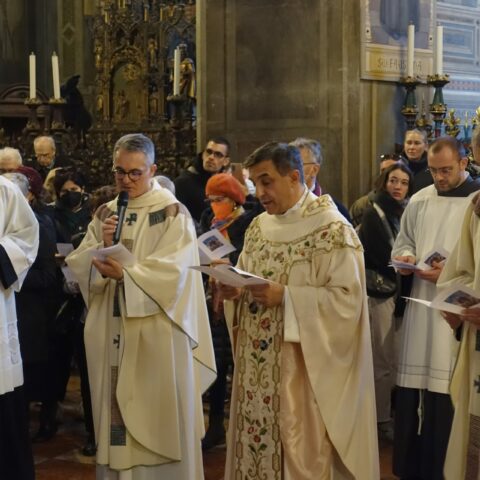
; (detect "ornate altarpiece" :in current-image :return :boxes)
[0,0,196,189]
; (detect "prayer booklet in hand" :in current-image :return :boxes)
[91,243,136,267]
[57,243,74,257]
[390,247,450,271]
[190,264,269,288]
[403,284,480,315]
[197,229,236,265]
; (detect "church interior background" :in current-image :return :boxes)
[0,0,480,204]
[1,1,480,478]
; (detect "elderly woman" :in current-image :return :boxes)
[0,147,23,173]
[199,173,259,450]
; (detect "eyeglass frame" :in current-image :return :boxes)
[112,166,149,182]
[427,166,455,177]
[205,148,227,160]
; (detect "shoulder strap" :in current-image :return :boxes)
[372,202,395,248]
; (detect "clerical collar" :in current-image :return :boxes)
[277,186,308,217]
[438,174,480,197]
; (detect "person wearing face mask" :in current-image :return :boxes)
[199,173,259,450]
[35,169,92,443]
[52,168,91,243]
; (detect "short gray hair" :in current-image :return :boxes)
[0,147,22,167]
[154,175,175,195]
[113,133,155,166]
[33,135,56,151]
[289,137,323,166]
[2,172,30,197]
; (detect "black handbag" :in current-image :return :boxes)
[365,268,397,297]
[365,202,398,298]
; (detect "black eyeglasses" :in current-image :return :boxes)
[205,148,226,160]
[112,166,148,182]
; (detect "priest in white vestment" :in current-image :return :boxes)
[219,142,379,479]
[66,134,216,480]
[437,198,480,479]
[391,136,480,479]
[0,174,39,479]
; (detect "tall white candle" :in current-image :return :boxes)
[173,47,181,96]
[52,52,61,99]
[436,25,444,75]
[29,53,36,99]
[407,24,415,77]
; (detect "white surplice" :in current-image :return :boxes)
[66,182,215,480]
[0,175,39,396]
[392,185,478,393]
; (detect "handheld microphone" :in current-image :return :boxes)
[113,191,129,245]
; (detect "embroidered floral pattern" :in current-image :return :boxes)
[234,301,282,479]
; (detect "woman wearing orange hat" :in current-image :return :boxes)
[199,173,259,450]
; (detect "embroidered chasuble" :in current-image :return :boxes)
[438,203,480,479]
[224,193,379,480]
[66,182,216,479]
[0,176,39,396]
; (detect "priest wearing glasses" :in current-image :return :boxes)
[67,133,216,480]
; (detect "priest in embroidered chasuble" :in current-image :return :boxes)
[66,134,216,480]
[0,174,39,480]
[437,200,480,480]
[220,142,379,480]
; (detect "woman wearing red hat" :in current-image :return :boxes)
[199,173,260,450]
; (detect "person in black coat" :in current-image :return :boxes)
[199,173,260,450]
[174,137,231,222]
[358,161,413,442]
[401,129,432,194]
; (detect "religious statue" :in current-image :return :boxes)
[148,38,158,68]
[115,90,129,120]
[96,94,104,116]
[94,41,103,70]
[149,87,160,117]
[179,43,196,100]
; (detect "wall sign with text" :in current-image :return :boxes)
[361,0,435,81]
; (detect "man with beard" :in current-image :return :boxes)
[391,136,480,479]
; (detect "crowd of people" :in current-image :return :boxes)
[1,128,480,479]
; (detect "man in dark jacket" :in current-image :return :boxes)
[174,137,230,222]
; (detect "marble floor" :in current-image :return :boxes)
[31,377,398,480]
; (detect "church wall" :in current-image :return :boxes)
[198,0,480,206]
[0,0,58,96]
[198,0,402,205]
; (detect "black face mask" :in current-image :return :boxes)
[59,191,82,209]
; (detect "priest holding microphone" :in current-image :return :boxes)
[67,133,215,480]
